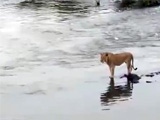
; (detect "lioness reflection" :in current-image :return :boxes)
[101,79,133,107]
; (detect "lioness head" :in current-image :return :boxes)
[100,53,109,63]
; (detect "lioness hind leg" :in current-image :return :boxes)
[129,65,132,73]
[126,63,132,75]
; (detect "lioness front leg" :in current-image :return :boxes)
[109,66,115,78]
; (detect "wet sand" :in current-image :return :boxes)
[1,59,160,120]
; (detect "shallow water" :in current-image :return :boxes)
[0,0,160,120]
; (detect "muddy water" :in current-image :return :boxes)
[0,0,160,120]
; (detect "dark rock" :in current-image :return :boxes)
[145,74,154,77]
[146,81,152,83]
[155,71,160,75]
[115,0,160,9]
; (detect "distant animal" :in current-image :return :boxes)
[96,0,100,6]
[100,52,137,78]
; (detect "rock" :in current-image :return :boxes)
[145,74,154,77]
[146,81,152,83]
[155,71,160,75]
[115,0,160,9]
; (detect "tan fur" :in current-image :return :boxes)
[100,52,137,78]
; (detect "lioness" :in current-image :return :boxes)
[100,52,137,78]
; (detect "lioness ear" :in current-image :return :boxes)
[105,53,108,56]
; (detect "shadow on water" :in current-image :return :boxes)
[18,0,90,14]
[100,78,133,109]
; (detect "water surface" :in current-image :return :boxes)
[0,0,160,120]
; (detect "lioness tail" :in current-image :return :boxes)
[131,55,137,70]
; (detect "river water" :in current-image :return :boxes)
[0,0,160,120]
